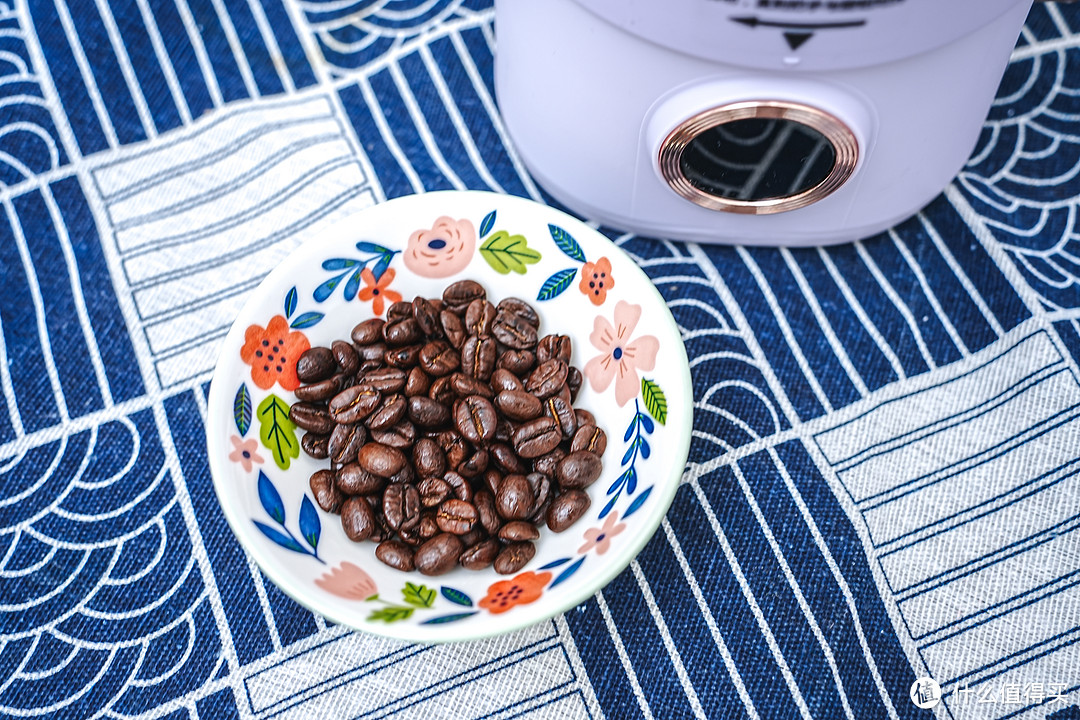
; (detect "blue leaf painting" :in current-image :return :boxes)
[323,258,360,270]
[440,587,473,607]
[624,417,636,443]
[539,557,572,570]
[233,384,252,436]
[314,272,347,302]
[257,471,286,525]
[536,268,577,302]
[624,486,653,519]
[639,438,651,459]
[253,521,306,554]
[371,253,391,282]
[626,466,638,494]
[285,287,298,318]
[640,413,655,434]
[343,267,364,301]
[356,241,391,254]
[549,224,586,262]
[599,492,620,519]
[549,556,586,589]
[622,443,635,467]
[291,312,324,329]
[422,612,479,625]
[299,495,321,551]
[479,210,496,238]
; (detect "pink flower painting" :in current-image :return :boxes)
[315,562,378,601]
[578,511,627,556]
[583,301,659,406]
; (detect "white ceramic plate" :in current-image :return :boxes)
[206,191,692,643]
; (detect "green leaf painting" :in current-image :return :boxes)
[479,231,541,274]
[368,606,414,623]
[640,378,668,426]
[258,394,299,469]
[233,384,252,436]
[402,583,436,608]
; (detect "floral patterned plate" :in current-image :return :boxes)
[206,191,692,643]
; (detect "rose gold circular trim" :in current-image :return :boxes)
[658,100,859,215]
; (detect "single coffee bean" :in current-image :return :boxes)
[384,343,422,368]
[405,366,432,396]
[496,474,534,520]
[362,367,407,393]
[557,450,604,489]
[419,340,460,376]
[412,296,441,337]
[442,279,486,313]
[499,520,540,542]
[473,490,500,534]
[301,432,330,459]
[289,402,336,435]
[450,372,493,399]
[436,498,478,534]
[414,533,464,576]
[457,448,489,478]
[375,540,415,571]
[497,349,536,375]
[413,437,447,477]
[371,420,416,448]
[440,430,469,469]
[440,309,466,348]
[533,447,566,479]
[358,442,407,478]
[383,482,421,531]
[482,469,503,496]
[460,538,499,570]
[454,395,497,446]
[365,394,407,431]
[329,422,366,465]
[418,511,440,539]
[357,342,389,366]
[387,463,415,485]
[537,334,572,364]
[294,372,348,402]
[443,471,473,503]
[465,299,497,336]
[571,424,607,457]
[428,375,456,406]
[495,389,542,421]
[544,389,577,439]
[336,462,384,496]
[461,335,496,380]
[512,416,562,458]
[329,384,381,424]
[309,469,342,513]
[331,340,360,375]
[492,313,538,350]
[494,541,536,575]
[387,300,413,321]
[417,476,451,507]
[495,418,514,443]
[497,297,540,327]
[526,472,552,517]
[491,368,523,393]
[547,490,591,532]
[526,359,568,399]
[341,496,377,541]
[490,442,528,475]
[296,347,336,383]
[567,366,582,401]
[408,396,451,427]
[351,318,385,345]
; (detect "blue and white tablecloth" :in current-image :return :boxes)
[1,1,1079,718]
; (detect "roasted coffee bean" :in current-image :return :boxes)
[544,389,577,439]
[436,498,478,534]
[567,366,582,401]
[387,300,412,321]
[296,347,336,383]
[499,520,540,542]
[417,476,451,507]
[461,335,496,380]
[557,450,603,488]
[474,490,500,534]
[458,527,484,548]
[495,389,542,421]
[440,310,466,348]
[419,340,459,376]
[490,442,528,475]
[454,396,497,445]
[358,442,407,478]
[336,462,384,496]
[301,432,330,459]
[482,469,503,496]
[428,375,456,406]
[405,366,432,396]
[460,538,499,570]
[547,490,591,532]
[408,396,451,427]
[329,422,366,465]
[496,474,534,520]
[294,372,348,402]
[491,368,523,393]
[375,540,415,571]
[341,496,377,542]
[450,372,493,399]
[576,408,597,426]
[497,349,535,375]
[443,471,473,502]
[289,402,336,434]
[309,469,342,513]
[383,482,421,531]
[387,463,415,486]
[494,541,536,575]
[413,437,447,478]
[362,367,407,393]
[384,343,422,368]
[417,511,440,539]
[571,423,607,457]
[365,394,407,430]
[352,318,385,345]
[329,384,381,424]
[457,448,488,478]
[526,359,568,398]
[442,279,486,313]
[492,312,538,349]
[537,334,572,364]
[357,342,389,366]
[512,416,562,458]
[533,447,566,479]
[331,340,360,375]
[497,298,540,327]
[495,418,514,443]
[465,299,496,336]
[440,431,469,469]
[412,296,441,337]
[371,420,416,448]
[526,472,552,517]
[414,533,463,576]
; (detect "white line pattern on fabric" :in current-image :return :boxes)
[593,590,655,720]
[50,0,120,148]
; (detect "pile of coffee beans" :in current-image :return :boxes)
[289,280,607,576]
